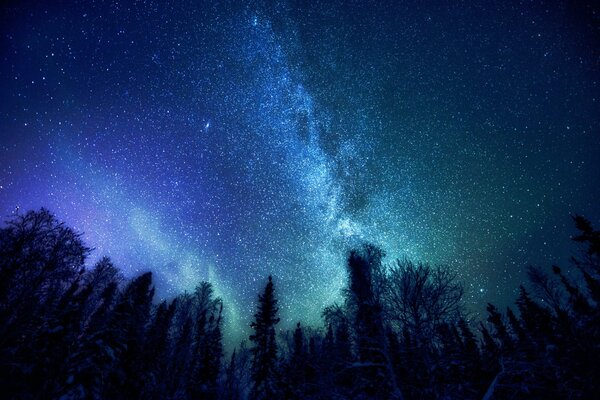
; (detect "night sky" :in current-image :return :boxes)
[1,1,599,344]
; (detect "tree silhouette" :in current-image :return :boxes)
[0,208,598,399]
[345,244,402,400]
[249,275,280,400]
[0,209,90,398]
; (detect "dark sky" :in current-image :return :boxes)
[1,0,599,343]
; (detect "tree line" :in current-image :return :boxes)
[0,208,599,399]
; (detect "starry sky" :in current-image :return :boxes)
[1,1,599,344]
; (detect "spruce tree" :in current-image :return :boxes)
[142,299,177,400]
[59,281,119,399]
[288,322,306,399]
[190,299,223,400]
[104,272,154,399]
[169,302,194,396]
[486,303,513,350]
[249,275,280,400]
[40,274,93,397]
[516,286,553,344]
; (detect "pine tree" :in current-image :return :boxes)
[581,269,600,306]
[293,322,305,362]
[552,265,592,316]
[190,299,224,400]
[141,299,177,400]
[82,257,122,322]
[505,308,526,343]
[286,322,306,399]
[515,286,553,344]
[39,273,93,397]
[571,215,600,265]
[59,281,119,399]
[223,349,240,400]
[479,323,499,361]
[249,275,280,400]
[434,322,464,398]
[104,272,154,399]
[457,319,485,398]
[486,303,513,350]
[324,323,334,355]
[170,315,194,397]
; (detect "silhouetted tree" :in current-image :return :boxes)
[32,271,93,397]
[82,256,122,321]
[249,275,280,400]
[321,303,353,397]
[291,322,306,394]
[486,303,513,350]
[141,298,177,400]
[2,208,599,400]
[221,341,252,400]
[0,209,90,398]
[571,215,600,268]
[345,244,402,400]
[105,272,154,399]
[383,258,463,349]
[190,288,223,400]
[60,280,119,399]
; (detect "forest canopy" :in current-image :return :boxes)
[0,209,599,399]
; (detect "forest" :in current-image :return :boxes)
[0,209,599,399]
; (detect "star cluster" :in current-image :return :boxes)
[1,1,599,343]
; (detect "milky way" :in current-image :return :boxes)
[1,1,599,344]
